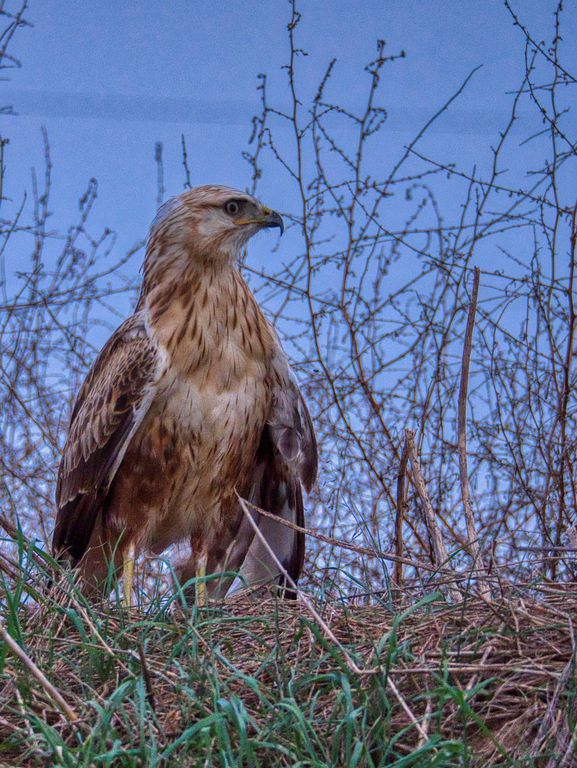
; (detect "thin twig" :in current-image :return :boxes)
[181,134,192,189]
[137,641,156,712]
[241,497,457,577]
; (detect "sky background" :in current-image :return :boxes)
[2,1,577,315]
[2,0,577,555]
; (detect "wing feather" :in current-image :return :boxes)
[267,347,318,492]
[53,313,161,564]
[225,347,317,597]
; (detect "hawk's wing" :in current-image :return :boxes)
[53,313,162,564]
[222,347,317,597]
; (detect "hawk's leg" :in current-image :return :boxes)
[195,550,208,607]
[122,541,136,609]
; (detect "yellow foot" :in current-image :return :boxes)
[195,555,208,607]
[122,542,136,609]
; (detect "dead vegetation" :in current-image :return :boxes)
[1,1,577,765]
[1,576,577,766]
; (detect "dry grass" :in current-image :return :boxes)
[1,3,577,766]
[1,555,576,766]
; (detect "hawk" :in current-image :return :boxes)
[53,185,317,606]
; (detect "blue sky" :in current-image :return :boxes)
[3,1,576,307]
[3,1,576,554]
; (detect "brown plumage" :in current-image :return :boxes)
[53,185,317,604]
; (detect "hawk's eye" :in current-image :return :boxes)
[225,200,240,216]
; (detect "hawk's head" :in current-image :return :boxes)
[149,185,283,261]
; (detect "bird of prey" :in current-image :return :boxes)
[53,185,317,606]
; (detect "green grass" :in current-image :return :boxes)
[0,537,576,767]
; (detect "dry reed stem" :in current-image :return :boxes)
[394,439,409,592]
[0,618,78,723]
[458,266,491,599]
[405,429,463,603]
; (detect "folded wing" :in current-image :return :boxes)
[53,314,161,565]
[223,347,317,597]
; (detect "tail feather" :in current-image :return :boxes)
[52,494,100,566]
[226,479,304,598]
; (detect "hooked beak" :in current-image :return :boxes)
[234,205,284,235]
[259,207,284,235]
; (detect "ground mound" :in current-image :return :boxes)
[1,582,576,766]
